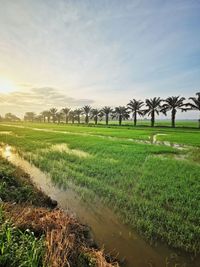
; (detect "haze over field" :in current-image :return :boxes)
[0,0,200,118]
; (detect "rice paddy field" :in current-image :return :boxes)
[0,121,200,264]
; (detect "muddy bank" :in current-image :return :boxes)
[2,203,118,267]
[0,156,54,207]
[1,145,199,267]
[0,156,117,267]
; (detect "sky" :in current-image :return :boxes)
[0,0,200,119]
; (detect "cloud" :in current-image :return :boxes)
[0,87,94,116]
[0,0,199,120]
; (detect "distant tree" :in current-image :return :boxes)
[113,106,130,126]
[62,108,70,124]
[69,110,76,124]
[91,109,101,125]
[56,112,63,124]
[49,108,57,123]
[82,105,92,124]
[144,97,163,127]
[101,106,113,125]
[35,114,43,123]
[5,113,20,122]
[41,110,49,123]
[186,92,200,128]
[74,109,82,124]
[98,111,104,122]
[161,96,186,128]
[127,99,144,126]
[46,111,51,123]
[24,112,36,122]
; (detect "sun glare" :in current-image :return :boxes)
[0,77,16,93]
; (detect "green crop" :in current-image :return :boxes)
[0,122,199,254]
[0,207,44,267]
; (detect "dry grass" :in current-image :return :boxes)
[2,203,119,267]
[81,248,119,267]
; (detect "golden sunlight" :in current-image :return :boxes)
[0,77,16,93]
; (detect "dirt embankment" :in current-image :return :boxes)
[0,157,119,267]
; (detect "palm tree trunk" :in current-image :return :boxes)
[85,115,89,124]
[95,116,97,125]
[199,113,200,128]
[72,118,74,124]
[151,111,155,127]
[78,116,80,124]
[65,116,68,124]
[171,109,176,128]
[48,116,50,123]
[106,114,109,125]
[119,115,122,126]
[134,112,137,126]
[43,116,46,123]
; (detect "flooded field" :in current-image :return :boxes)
[0,123,194,149]
[0,144,199,267]
[0,123,200,267]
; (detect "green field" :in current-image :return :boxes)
[96,119,199,129]
[0,122,200,255]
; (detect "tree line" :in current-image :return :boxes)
[2,92,200,128]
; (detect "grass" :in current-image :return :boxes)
[0,157,46,267]
[3,203,117,267]
[0,157,54,206]
[10,119,199,128]
[96,119,199,129]
[0,208,45,267]
[0,157,118,267]
[0,122,200,255]
[2,120,200,146]
[0,158,47,267]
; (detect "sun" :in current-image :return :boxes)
[0,77,16,93]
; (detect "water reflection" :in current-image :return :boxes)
[0,144,12,158]
[0,144,199,267]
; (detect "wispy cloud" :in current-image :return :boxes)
[0,0,199,118]
[0,87,94,116]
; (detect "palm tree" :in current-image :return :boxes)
[24,112,36,122]
[5,113,20,122]
[74,109,82,124]
[49,108,57,123]
[56,112,63,124]
[186,92,200,128]
[46,111,51,123]
[127,99,144,126]
[69,110,76,124]
[144,97,163,127]
[62,108,70,124]
[113,106,130,126]
[35,114,43,123]
[40,110,49,123]
[161,96,186,128]
[91,109,101,125]
[82,105,92,124]
[101,106,113,125]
